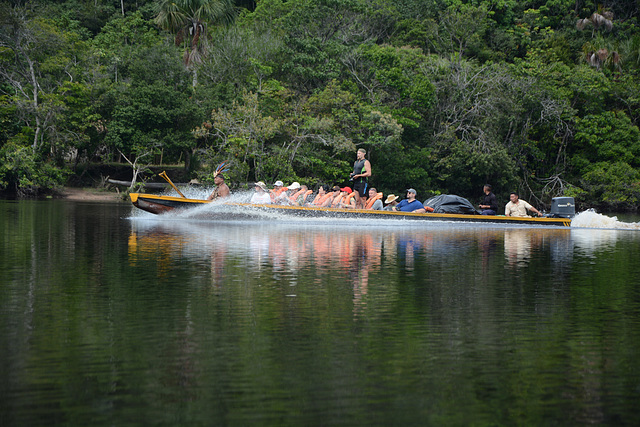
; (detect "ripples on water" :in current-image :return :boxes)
[131,201,640,424]
[2,200,640,425]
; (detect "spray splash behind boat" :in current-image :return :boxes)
[570,209,640,230]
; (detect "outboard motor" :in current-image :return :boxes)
[547,197,575,218]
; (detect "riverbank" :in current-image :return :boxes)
[59,187,124,202]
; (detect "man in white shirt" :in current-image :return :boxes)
[505,192,541,217]
[250,181,272,204]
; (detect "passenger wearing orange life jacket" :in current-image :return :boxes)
[302,190,313,205]
[275,182,300,204]
[288,186,304,203]
[320,186,340,208]
[330,187,347,208]
[332,187,356,209]
[325,186,343,207]
[290,185,313,205]
[310,185,333,206]
[345,189,357,208]
[365,187,383,210]
[328,186,343,207]
[269,180,287,202]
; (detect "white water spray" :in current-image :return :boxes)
[571,209,640,230]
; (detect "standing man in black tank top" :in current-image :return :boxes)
[350,148,371,209]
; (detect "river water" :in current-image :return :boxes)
[1,199,640,425]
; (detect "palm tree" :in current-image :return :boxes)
[576,10,614,36]
[581,35,622,72]
[155,0,236,74]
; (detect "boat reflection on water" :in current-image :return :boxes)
[128,219,391,316]
[127,217,637,315]
[4,200,640,426]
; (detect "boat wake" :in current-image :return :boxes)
[177,199,418,227]
[571,209,640,230]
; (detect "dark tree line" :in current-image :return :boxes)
[1,0,640,210]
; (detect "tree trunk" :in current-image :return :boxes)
[184,149,191,172]
[28,57,40,152]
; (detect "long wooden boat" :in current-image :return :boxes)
[129,193,572,227]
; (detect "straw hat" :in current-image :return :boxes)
[385,194,399,204]
[254,181,268,191]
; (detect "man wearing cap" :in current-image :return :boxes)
[250,181,272,204]
[270,180,286,202]
[340,187,356,208]
[284,182,301,199]
[384,194,399,211]
[275,182,300,204]
[393,189,426,213]
[332,187,355,208]
[207,172,230,201]
[350,148,371,209]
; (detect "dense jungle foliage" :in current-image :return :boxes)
[1,0,640,210]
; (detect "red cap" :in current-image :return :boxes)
[341,187,353,194]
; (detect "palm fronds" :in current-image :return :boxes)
[154,0,238,67]
[576,10,614,33]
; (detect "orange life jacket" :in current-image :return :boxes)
[269,186,287,201]
[344,192,356,207]
[297,189,313,205]
[331,192,356,208]
[365,192,383,209]
[331,193,345,208]
[289,189,305,203]
[313,192,333,206]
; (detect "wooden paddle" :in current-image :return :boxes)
[159,171,186,198]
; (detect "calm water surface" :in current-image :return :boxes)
[1,200,640,425]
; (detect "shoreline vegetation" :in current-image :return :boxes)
[2,1,640,212]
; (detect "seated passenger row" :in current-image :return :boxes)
[251,180,542,218]
[250,181,431,213]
